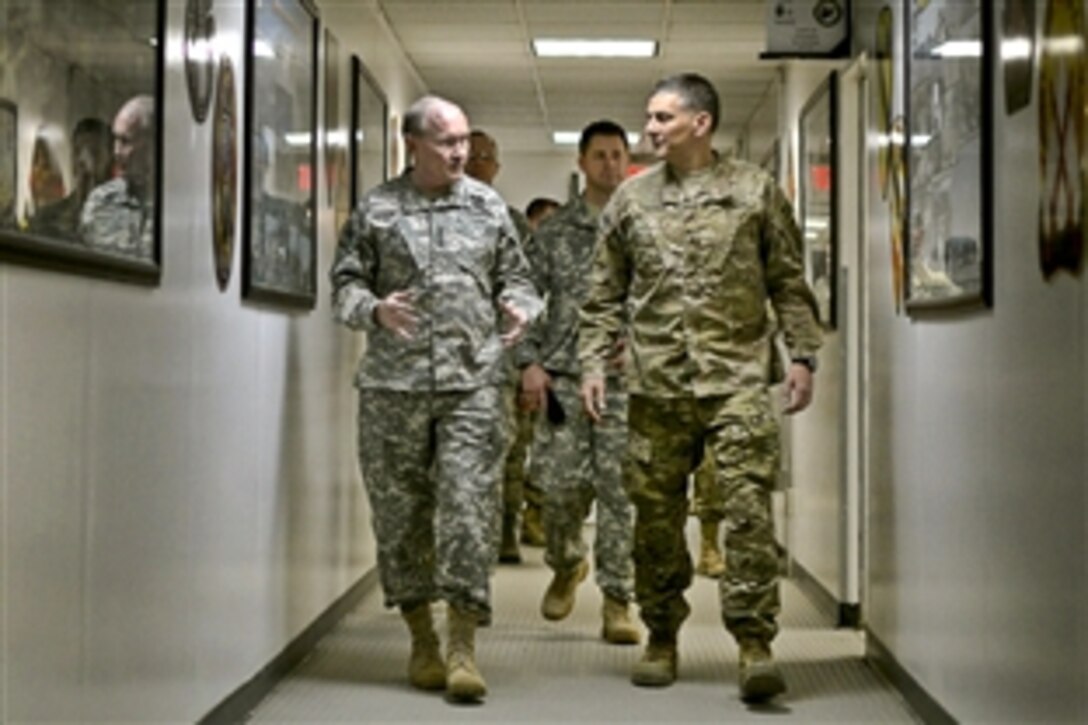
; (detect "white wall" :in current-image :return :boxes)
[0,1,424,720]
[494,150,582,214]
[782,60,849,602]
[858,1,1087,721]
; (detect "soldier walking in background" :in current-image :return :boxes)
[578,73,822,703]
[330,95,541,704]
[516,121,639,645]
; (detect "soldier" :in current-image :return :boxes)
[518,194,561,548]
[464,128,536,565]
[80,95,155,260]
[515,120,638,645]
[692,456,727,578]
[330,95,541,704]
[578,73,822,703]
[29,117,113,239]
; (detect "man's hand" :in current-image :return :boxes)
[580,374,607,423]
[374,290,418,340]
[783,363,814,414]
[519,363,552,413]
[499,300,528,347]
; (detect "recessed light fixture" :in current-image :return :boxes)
[552,131,641,146]
[532,38,657,58]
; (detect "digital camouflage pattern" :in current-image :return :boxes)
[578,155,822,397]
[330,171,542,391]
[627,389,781,641]
[517,197,634,598]
[79,179,154,260]
[357,387,506,615]
[332,171,542,614]
[533,376,632,600]
[515,196,602,375]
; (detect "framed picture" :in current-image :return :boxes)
[242,0,319,308]
[0,0,165,283]
[351,55,389,207]
[798,71,838,329]
[904,0,993,310]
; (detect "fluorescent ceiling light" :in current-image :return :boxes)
[552,131,641,146]
[532,38,657,58]
[284,132,311,147]
[930,40,981,58]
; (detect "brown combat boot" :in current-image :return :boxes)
[520,504,546,546]
[601,594,640,645]
[541,559,589,620]
[499,513,522,564]
[401,603,446,691]
[695,520,726,578]
[631,630,678,687]
[738,638,786,703]
[446,606,487,703]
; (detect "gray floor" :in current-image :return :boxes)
[248,539,920,724]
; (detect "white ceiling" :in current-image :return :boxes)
[374,0,780,153]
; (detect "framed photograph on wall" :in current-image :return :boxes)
[242,0,319,308]
[351,55,389,207]
[798,71,838,329]
[0,0,165,283]
[904,0,993,310]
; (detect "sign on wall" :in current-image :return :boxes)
[763,0,850,58]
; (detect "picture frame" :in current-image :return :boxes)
[0,0,166,283]
[904,0,993,310]
[242,0,319,308]
[350,55,389,207]
[798,71,838,329]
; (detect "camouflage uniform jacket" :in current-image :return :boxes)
[79,179,154,260]
[578,154,822,398]
[514,196,603,378]
[330,172,542,391]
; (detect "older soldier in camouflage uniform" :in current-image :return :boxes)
[516,120,638,645]
[80,95,155,260]
[330,96,541,704]
[465,128,536,565]
[578,73,822,703]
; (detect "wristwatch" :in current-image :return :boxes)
[791,356,818,373]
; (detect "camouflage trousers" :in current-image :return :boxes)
[502,392,537,514]
[357,386,506,615]
[533,375,633,601]
[691,454,725,524]
[627,388,781,642]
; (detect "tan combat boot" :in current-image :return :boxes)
[695,520,727,578]
[738,638,786,703]
[601,594,640,645]
[520,504,546,546]
[631,630,678,687]
[541,559,589,620]
[498,512,522,564]
[401,603,446,691]
[446,606,487,703]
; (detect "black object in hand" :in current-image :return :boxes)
[545,386,566,425]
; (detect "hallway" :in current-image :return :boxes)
[248,537,918,723]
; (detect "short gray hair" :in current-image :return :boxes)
[650,73,720,132]
[402,95,458,137]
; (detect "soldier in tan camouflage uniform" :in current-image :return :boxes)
[80,95,156,260]
[515,120,638,645]
[465,128,537,565]
[578,74,822,703]
[330,96,542,704]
